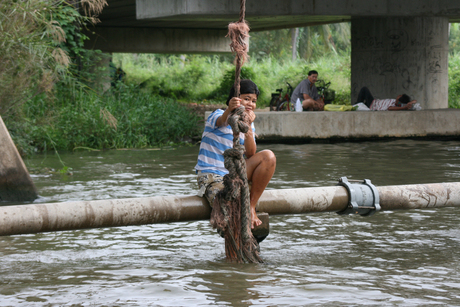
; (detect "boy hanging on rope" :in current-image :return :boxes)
[195,79,276,229]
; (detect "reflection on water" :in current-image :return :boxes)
[2,140,460,306]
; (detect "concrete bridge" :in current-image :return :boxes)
[86,0,460,110]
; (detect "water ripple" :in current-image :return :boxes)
[2,141,460,306]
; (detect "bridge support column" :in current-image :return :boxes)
[351,17,449,109]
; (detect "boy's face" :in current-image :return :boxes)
[240,93,257,111]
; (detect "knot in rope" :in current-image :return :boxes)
[228,106,250,144]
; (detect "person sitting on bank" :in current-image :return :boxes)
[290,70,324,111]
[353,86,417,111]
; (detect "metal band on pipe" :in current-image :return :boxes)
[337,177,381,216]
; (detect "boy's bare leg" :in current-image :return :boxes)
[246,149,276,229]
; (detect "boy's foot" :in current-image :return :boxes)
[251,212,269,243]
[251,210,262,229]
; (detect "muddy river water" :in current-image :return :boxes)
[1,140,460,306]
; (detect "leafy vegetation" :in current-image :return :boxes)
[450,24,460,55]
[113,51,351,107]
[0,0,68,119]
[449,52,460,109]
[250,24,351,61]
[2,0,201,155]
[8,84,201,155]
[449,24,460,108]
[112,23,353,106]
[118,54,232,101]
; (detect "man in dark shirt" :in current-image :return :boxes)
[290,70,324,111]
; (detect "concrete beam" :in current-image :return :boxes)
[84,27,230,53]
[136,0,460,23]
[247,109,460,142]
[0,116,37,202]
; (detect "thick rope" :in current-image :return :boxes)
[226,0,249,98]
[209,0,262,263]
[210,108,262,263]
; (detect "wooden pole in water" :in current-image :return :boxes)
[1,182,460,236]
[0,116,37,202]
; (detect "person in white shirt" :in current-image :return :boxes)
[354,86,417,111]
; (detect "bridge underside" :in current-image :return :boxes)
[92,0,460,30]
[85,0,460,109]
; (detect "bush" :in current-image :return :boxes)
[0,0,68,119]
[115,54,230,102]
[209,66,258,101]
[449,52,460,108]
[8,83,201,153]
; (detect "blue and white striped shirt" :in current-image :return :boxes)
[195,109,256,176]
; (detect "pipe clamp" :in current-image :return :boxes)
[337,177,380,216]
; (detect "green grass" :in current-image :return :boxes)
[114,54,232,102]
[7,82,201,155]
[113,52,352,107]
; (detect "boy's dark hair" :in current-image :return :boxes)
[308,70,318,76]
[226,79,260,105]
[399,94,411,104]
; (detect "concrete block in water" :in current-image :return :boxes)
[0,116,37,202]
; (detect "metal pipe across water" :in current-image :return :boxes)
[2,182,460,236]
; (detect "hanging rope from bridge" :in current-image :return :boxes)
[227,0,249,98]
[210,0,262,263]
